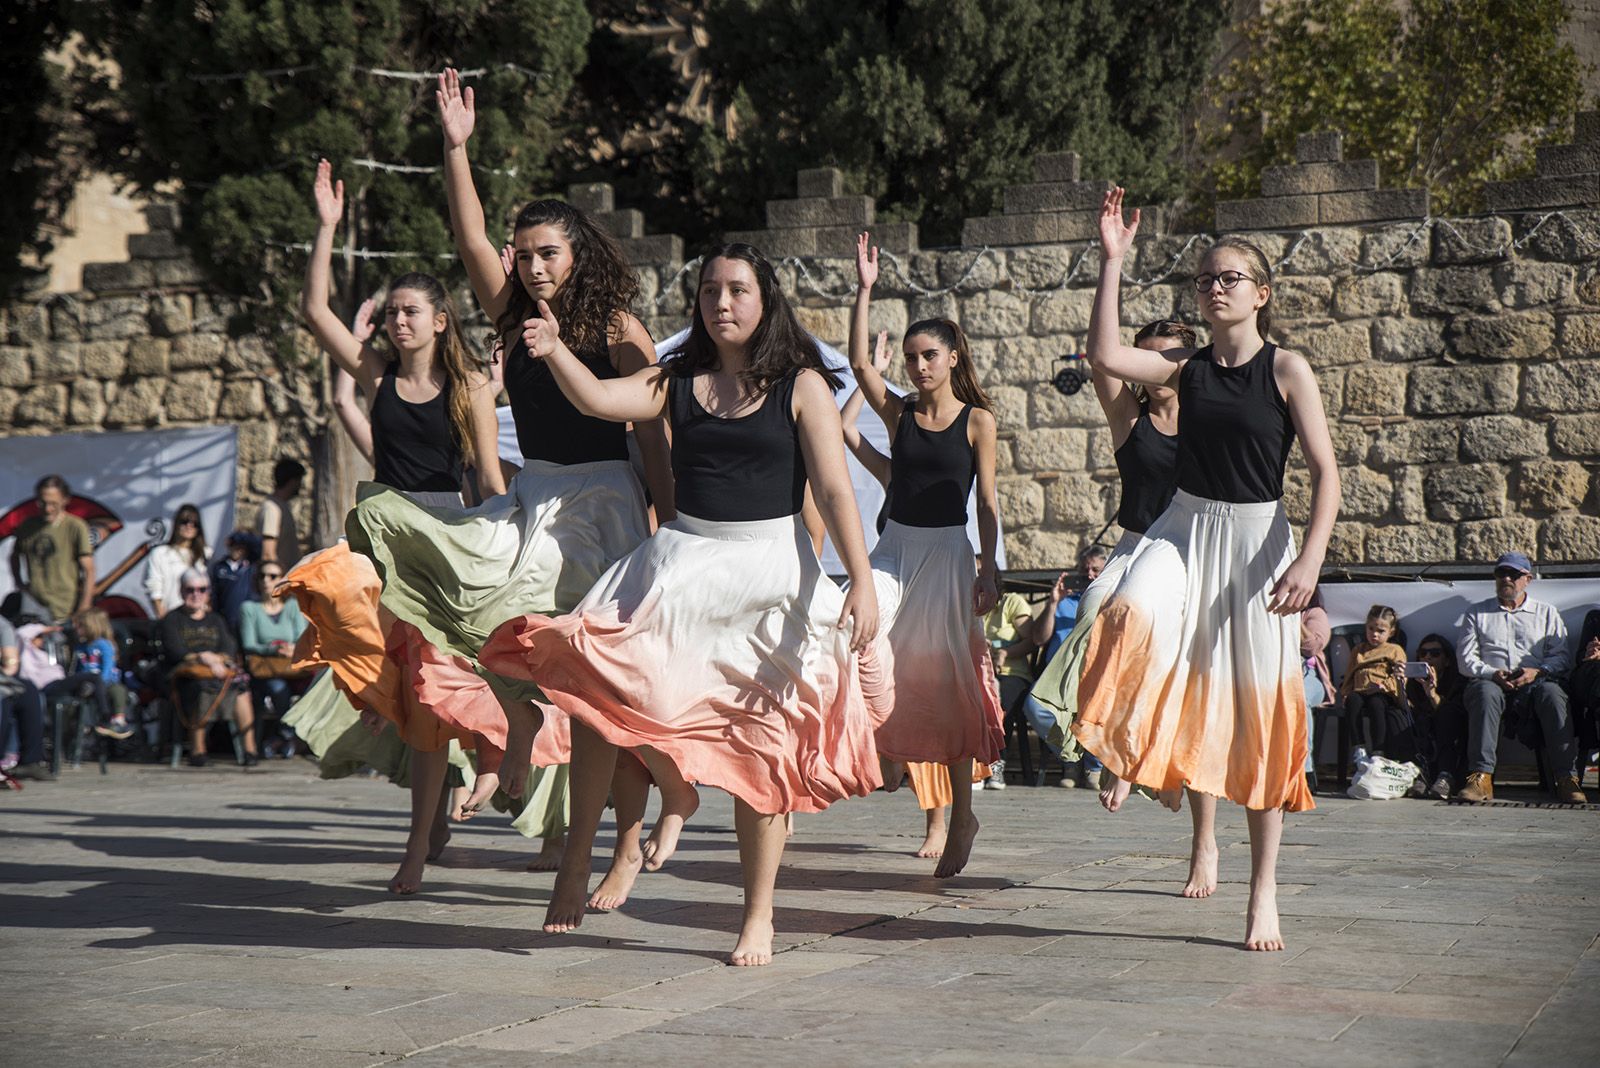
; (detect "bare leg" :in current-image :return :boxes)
[729,799,784,966]
[1243,806,1284,951]
[589,754,648,910]
[391,745,449,895]
[544,721,615,932]
[189,726,207,758]
[527,834,565,871]
[935,758,980,878]
[916,805,947,858]
[634,745,700,871]
[1183,788,1218,899]
[1099,769,1132,812]
[462,701,540,816]
[427,772,451,860]
[233,694,258,755]
[880,757,906,793]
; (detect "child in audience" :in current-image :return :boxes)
[1339,604,1411,761]
[52,608,132,741]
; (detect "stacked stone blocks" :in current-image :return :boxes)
[1216,132,1429,230]
[725,167,918,259]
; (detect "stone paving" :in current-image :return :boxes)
[3,761,1597,1067]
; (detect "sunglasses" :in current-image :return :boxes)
[1493,568,1527,579]
[1192,271,1255,291]
[1417,648,1446,658]
[182,586,210,594]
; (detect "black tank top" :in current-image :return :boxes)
[1176,344,1295,503]
[668,371,805,522]
[503,336,629,464]
[1114,407,1179,533]
[370,363,464,493]
[888,402,975,528]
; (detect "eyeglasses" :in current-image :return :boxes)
[178,518,199,527]
[182,585,210,595]
[1493,568,1527,580]
[1192,271,1255,291]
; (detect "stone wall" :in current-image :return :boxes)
[4,119,1599,572]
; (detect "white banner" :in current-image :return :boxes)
[0,426,238,617]
[1320,578,1600,662]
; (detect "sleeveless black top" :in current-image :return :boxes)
[668,371,805,522]
[1176,343,1295,503]
[888,403,975,528]
[370,363,464,493]
[503,336,628,464]
[1114,407,1179,534]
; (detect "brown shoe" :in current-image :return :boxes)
[1555,776,1589,805]
[1458,772,1494,802]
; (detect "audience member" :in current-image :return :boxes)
[1457,552,1586,804]
[161,567,259,768]
[9,475,95,622]
[209,530,261,632]
[1339,605,1414,762]
[981,587,1044,788]
[256,460,306,570]
[143,503,210,618]
[0,615,53,782]
[1300,605,1335,783]
[1400,633,1468,799]
[41,608,131,742]
[1566,611,1600,781]
[239,562,310,757]
[1035,546,1109,787]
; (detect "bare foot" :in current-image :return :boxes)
[588,846,643,911]
[728,914,775,966]
[389,846,427,895]
[1244,882,1283,951]
[499,703,539,799]
[934,810,979,878]
[1157,787,1184,813]
[916,824,947,858]
[458,770,498,820]
[542,859,591,933]
[1183,839,1218,899]
[880,758,906,793]
[526,834,565,871]
[1099,772,1132,813]
[641,780,700,871]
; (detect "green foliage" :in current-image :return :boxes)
[74,0,590,317]
[689,0,1227,245]
[1205,0,1584,215]
[0,2,83,297]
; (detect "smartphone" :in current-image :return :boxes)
[1402,661,1430,679]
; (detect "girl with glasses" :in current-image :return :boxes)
[1072,187,1342,952]
[143,504,209,618]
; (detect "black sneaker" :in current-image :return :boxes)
[241,752,259,768]
[11,761,55,782]
[187,753,209,768]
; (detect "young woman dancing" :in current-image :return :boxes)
[479,243,883,965]
[849,232,1003,878]
[292,158,504,894]
[1072,188,1340,951]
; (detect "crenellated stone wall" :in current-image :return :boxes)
[4,118,1599,572]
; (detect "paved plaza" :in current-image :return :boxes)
[2,761,1597,1067]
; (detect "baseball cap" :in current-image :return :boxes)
[1494,551,1532,575]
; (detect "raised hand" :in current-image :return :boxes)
[351,297,377,343]
[499,243,515,277]
[856,231,879,290]
[436,67,476,150]
[521,299,561,359]
[1099,186,1140,261]
[872,329,891,374]
[313,158,344,227]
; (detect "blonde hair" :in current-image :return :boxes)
[74,608,114,644]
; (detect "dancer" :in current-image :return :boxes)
[296,157,505,894]
[849,232,1003,877]
[480,243,882,964]
[1072,188,1339,951]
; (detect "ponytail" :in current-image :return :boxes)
[385,272,478,468]
[904,318,992,411]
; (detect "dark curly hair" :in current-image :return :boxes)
[668,243,842,394]
[496,199,640,358]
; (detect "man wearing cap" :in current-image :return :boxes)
[1456,552,1586,804]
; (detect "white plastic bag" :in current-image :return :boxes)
[1346,751,1421,800]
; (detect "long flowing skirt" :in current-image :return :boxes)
[865,521,1004,766]
[1071,490,1314,812]
[480,511,884,815]
[1030,529,1142,757]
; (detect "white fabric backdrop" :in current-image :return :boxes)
[0,426,238,614]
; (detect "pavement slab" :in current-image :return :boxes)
[2,761,1596,1066]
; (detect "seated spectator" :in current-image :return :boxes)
[209,530,261,632]
[1339,604,1414,762]
[1039,546,1108,788]
[0,614,54,782]
[143,503,210,618]
[1457,552,1586,804]
[161,567,259,768]
[42,608,132,741]
[9,474,94,623]
[1300,605,1335,784]
[257,459,307,570]
[1568,614,1600,779]
[1400,633,1468,799]
[239,562,310,757]
[983,585,1054,788]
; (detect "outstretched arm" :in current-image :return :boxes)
[1087,188,1189,389]
[522,302,669,423]
[437,68,515,324]
[331,364,374,465]
[298,160,385,391]
[850,232,905,434]
[794,370,877,652]
[1268,349,1340,615]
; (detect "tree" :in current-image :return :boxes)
[72,0,590,540]
[1204,0,1584,215]
[686,0,1227,245]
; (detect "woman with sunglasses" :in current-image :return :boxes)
[1396,634,1467,799]
[1072,188,1341,952]
[143,504,209,618]
[160,567,259,767]
[239,563,309,758]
